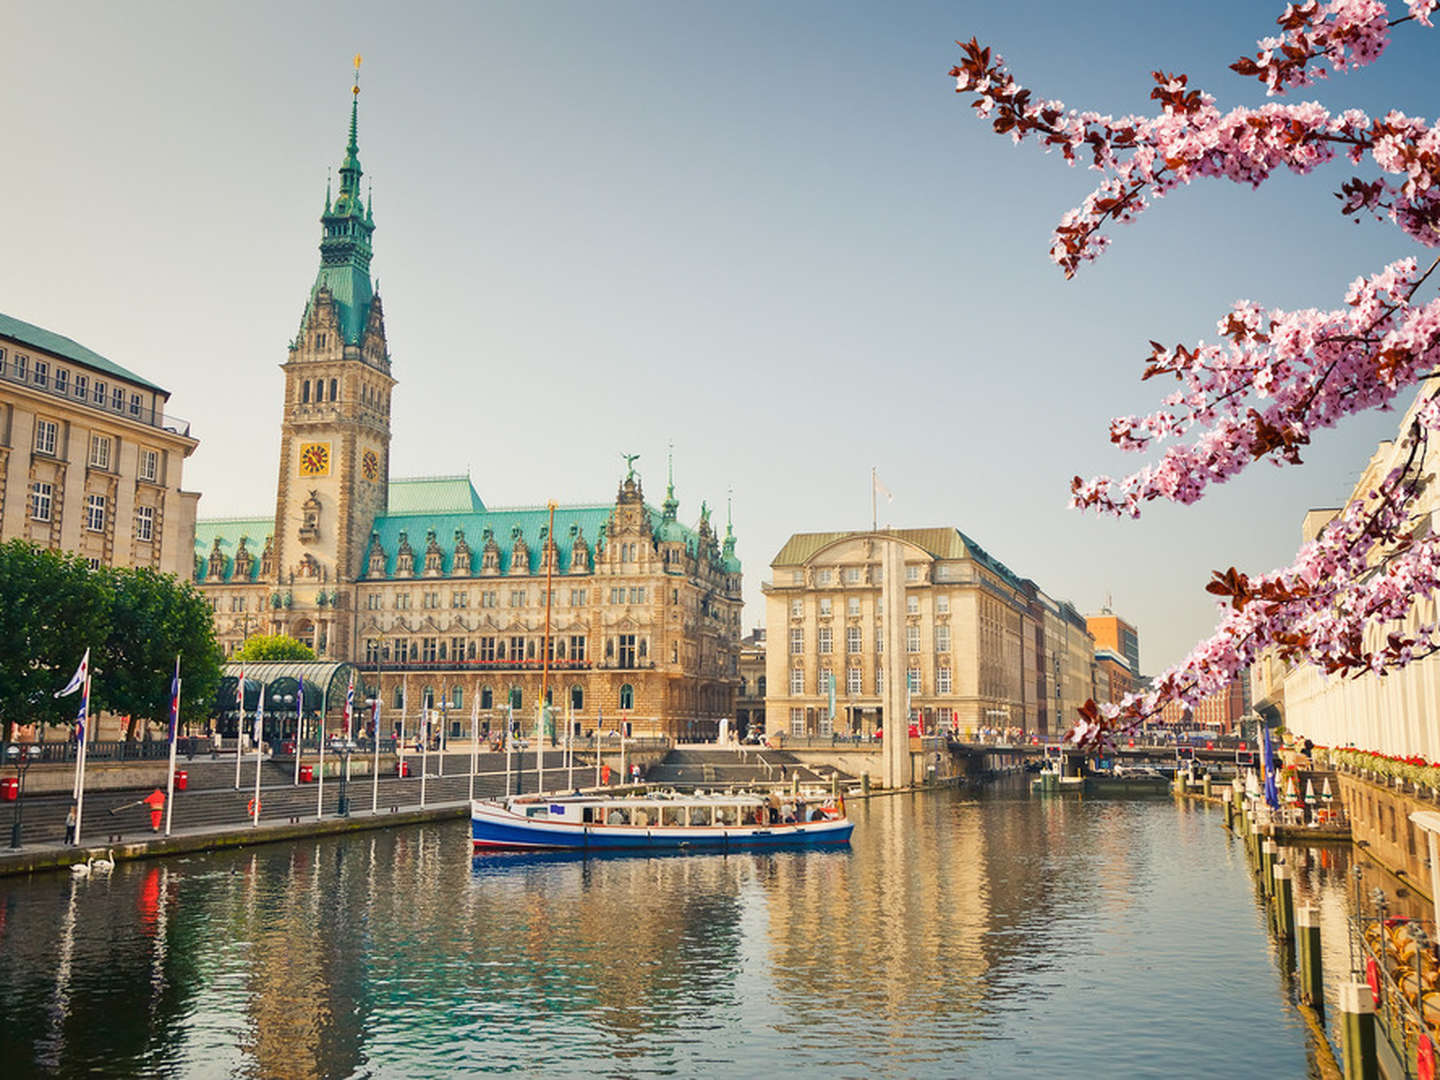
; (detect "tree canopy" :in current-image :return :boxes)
[0,540,221,743]
[231,634,317,663]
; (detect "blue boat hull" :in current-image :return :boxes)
[470,808,853,852]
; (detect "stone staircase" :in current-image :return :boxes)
[645,748,852,790]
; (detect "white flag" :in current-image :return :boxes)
[55,648,89,698]
[874,472,894,503]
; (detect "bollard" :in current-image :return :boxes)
[861,772,870,797]
[1273,861,1294,940]
[1339,980,1379,1080]
[1296,905,1324,1011]
[1202,774,1213,800]
[1262,840,1277,895]
[1173,771,1186,797]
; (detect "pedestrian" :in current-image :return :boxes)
[64,804,77,845]
[142,788,165,833]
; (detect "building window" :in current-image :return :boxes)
[54,368,69,395]
[908,667,921,693]
[87,557,102,571]
[790,707,805,735]
[876,626,884,653]
[570,636,586,662]
[844,567,861,584]
[451,685,463,708]
[301,380,311,404]
[846,626,862,654]
[135,505,154,542]
[329,378,338,401]
[906,595,919,615]
[789,667,804,695]
[91,379,105,405]
[14,354,27,380]
[422,592,439,609]
[936,625,951,653]
[936,594,950,614]
[85,494,106,532]
[30,481,52,522]
[89,434,112,470]
[30,359,47,388]
[905,565,920,582]
[847,666,862,694]
[480,685,494,709]
[609,587,625,605]
[129,393,142,417]
[876,667,884,694]
[509,590,526,608]
[619,683,634,710]
[818,597,832,617]
[421,638,438,663]
[569,588,587,606]
[139,448,158,483]
[789,627,803,655]
[73,374,87,400]
[34,419,58,456]
[481,590,497,608]
[570,684,583,711]
[111,386,125,412]
[818,627,832,655]
[937,666,952,694]
[366,593,381,610]
[906,625,920,653]
[628,587,646,604]
[847,597,860,617]
[452,591,468,608]
[790,598,802,618]
[617,634,637,668]
[394,593,411,610]
[815,569,833,586]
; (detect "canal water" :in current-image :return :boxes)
[0,785,1337,1078]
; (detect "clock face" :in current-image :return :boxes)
[298,442,331,477]
[362,450,379,482]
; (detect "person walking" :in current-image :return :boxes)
[64,804,77,845]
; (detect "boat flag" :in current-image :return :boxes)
[74,678,89,744]
[254,687,264,748]
[56,649,89,698]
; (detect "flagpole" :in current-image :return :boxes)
[316,704,326,819]
[567,702,575,792]
[234,667,245,790]
[420,699,429,808]
[872,466,877,532]
[251,684,265,826]
[74,674,91,847]
[537,701,546,796]
[371,696,381,814]
[165,656,180,836]
[506,704,514,798]
[293,682,304,787]
[595,708,602,788]
[468,696,478,804]
[438,697,446,778]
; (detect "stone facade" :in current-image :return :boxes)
[735,628,766,738]
[0,314,198,576]
[193,82,742,741]
[762,528,1095,739]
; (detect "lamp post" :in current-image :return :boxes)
[8,744,42,849]
[331,737,356,816]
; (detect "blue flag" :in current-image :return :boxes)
[167,657,181,743]
[1259,723,1280,809]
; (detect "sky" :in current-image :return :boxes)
[3,1,1435,673]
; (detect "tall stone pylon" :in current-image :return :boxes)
[881,534,910,790]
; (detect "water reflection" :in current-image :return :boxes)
[0,787,1328,1078]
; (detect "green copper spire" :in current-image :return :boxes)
[662,441,679,520]
[309,56,375,345]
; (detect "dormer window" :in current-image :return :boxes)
[207,538,227,580]
[316,333,327,348]
[368,533,388,577]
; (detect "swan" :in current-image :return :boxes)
[71,857,93,878]
[92,849,115,873]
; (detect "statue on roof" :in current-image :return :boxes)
[622,452,640,480]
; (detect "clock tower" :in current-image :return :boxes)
[272,61,394,657]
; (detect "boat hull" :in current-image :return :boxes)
[470,804,853,852]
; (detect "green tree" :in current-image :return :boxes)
[97,566,222,740]
[0,540,110,744]
[232,634,317,663]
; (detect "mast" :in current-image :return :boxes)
[540,501,557,749]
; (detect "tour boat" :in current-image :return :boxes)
[470,791,854,852]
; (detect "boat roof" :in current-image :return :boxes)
[503,792,775,807]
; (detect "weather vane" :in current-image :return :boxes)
[353,54,362,95]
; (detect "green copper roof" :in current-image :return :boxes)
[387,476,485,515]
[308,86,375,345]
[194,518,273,583]
[364,505,615,577]
[0,312,167,395]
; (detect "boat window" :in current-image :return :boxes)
[715,805,738,826]
[606,808,630,826]
[689,806,712,826]
[661,806,685,827]
[583,807,595,824]
[633,808,650,827]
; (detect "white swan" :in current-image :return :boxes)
[92,849,115,873]
[71,857,93,878]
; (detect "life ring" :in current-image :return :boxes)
[247,797,261,817]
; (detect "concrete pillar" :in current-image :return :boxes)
[1339,981,1379,1080]
[1202,774,1213,799]
[1262,840,1277,896]
[1273,861,1294,940]
[1296,905,1324,1011]
[880,537,910,790]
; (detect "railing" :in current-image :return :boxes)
[360,659,597,672]
[0,362,191,437]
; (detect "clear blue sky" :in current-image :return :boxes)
[3,1,1433,672]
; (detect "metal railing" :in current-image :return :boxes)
[0,362,191,437]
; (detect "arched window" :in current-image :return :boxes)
[544,687,553,706]
[619,683,634,710]
[315,379,325,403]
[329,378,338,401]
[422,685,434,709]
[302,380,310,404]
[451,685,463,708]
[392,685,404,710]
[509,686,523,710]
[758,676,766,697]
[570,684,584,711]
[480,685,493,710]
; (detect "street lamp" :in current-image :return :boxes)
[330,737,356,816]
[7,744,42,849]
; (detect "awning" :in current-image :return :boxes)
[217,661,364,714]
